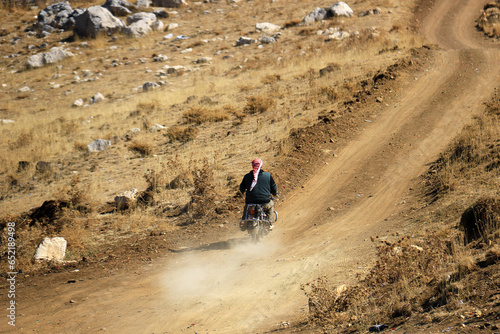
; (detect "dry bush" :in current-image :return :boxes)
[56,175,91,211]
[186,160,222,223]
[477,7,500,38]
[165,125,198,143]
[319,86,338,101]
[74,141,88,152]
[261,73,281,85]
[244,96,276,114]
[303,232,464,330]
[8,131,33,149]
[128,140,153,156]
[460,197,500,244]
[424,106,500,202]
[182,106,231,124]
[135,101,161,115]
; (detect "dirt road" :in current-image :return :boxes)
[13,0,499,333]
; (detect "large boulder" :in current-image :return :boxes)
[302,2,353,24]
[327,2,353,17]
[26,47,74,68]
[151,0,187,8]
[74,6,125,38]
[33,237,67,262]
[36,2,76,30]
[102,0,138,16]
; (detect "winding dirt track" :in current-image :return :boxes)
[15,0,500,333]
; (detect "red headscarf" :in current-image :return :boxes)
[250,158,262,191]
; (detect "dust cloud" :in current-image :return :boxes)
[160,237,279,302]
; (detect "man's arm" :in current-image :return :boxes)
[270,175,278,196]
[239,175,247,195]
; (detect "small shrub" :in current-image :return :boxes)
[9,131,33,149]
[183,107,230,124]
[188,161,218,221]
[74,141,88,152]
[166,125,198,143]
[244,96,276,114]
[129,140,153,156]
[320,86,338,101]
[261,73,281,85]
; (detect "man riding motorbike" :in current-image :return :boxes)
[239,158,278,229]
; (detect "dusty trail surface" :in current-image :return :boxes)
[14,0,499,333]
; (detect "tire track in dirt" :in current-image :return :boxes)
[16,1,499,333]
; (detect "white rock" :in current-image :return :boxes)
[90,92,105,104]
[1,119,15,124]
[143,81,160,91]
[255,22,281,33]
[150,124,166,131]
[88,139,111,152]
[114,188,138,210]
[33,237,67,262]
[73,99,84,107]
[166,23,179,30]
[26,47,74,68]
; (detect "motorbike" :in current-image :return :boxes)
[240,203,278,243]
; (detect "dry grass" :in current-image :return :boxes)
[128,140,154,156]
[301,92,500,332]
[302,231,470,331]
[244,96,276,114]
[182,106,231,125]
[0,0,425,273]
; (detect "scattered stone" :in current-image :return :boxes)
[35,161,52,173]
[150,124,166,131]
[73,99,84,107]
[35,2,79,31]
[328,2,353,17]
[114,188,138,210]
[1,119,15,124]
[166,22,179,31]
[153,9,169,19]
[143,81,160,91]
[259,36,276,44]
[302,2,353,24]
[235,36,256,46]
[33,237,67,262]
[26,46,74,69]
[126,19,152,37]
[126,12,156,25]
[151,20,164,31]
[90,92,105,104]
[359,8,381,17]
[87,139,111,152]
[136,0,150,8]
[255,22,281,33]
[102,0,138,17]
[195,57,212,64]
[153,54,168,62]
[152,0,187,8]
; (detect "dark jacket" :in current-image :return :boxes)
[239,170,277,204]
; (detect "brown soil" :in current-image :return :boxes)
[1,0,500,333]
